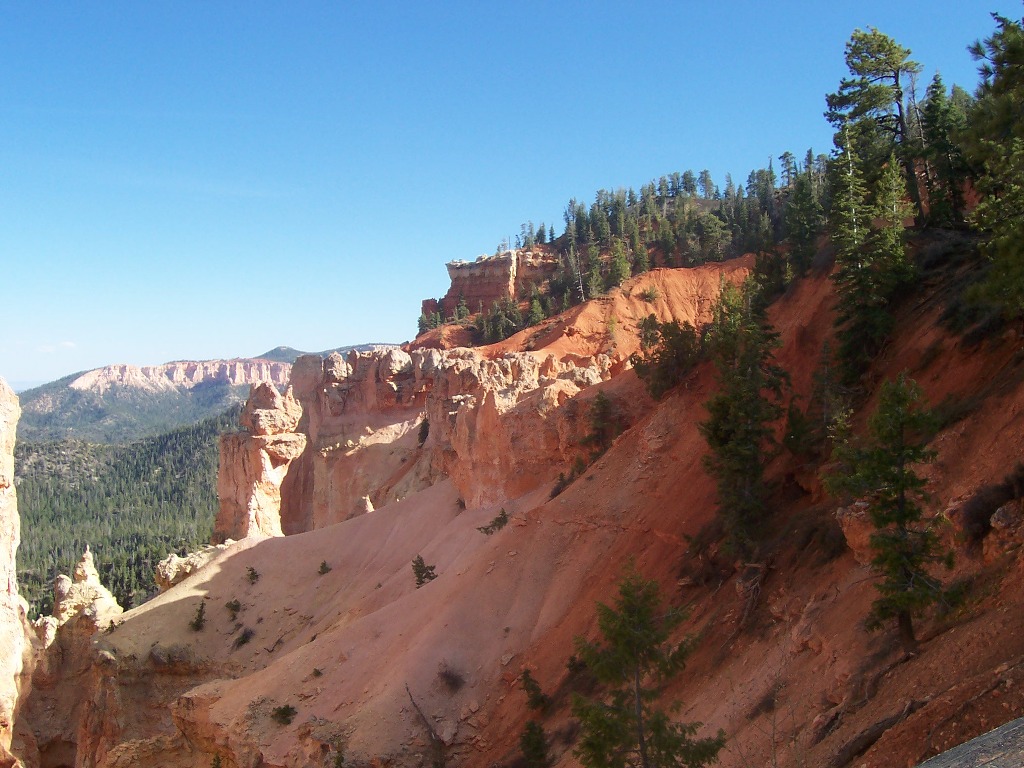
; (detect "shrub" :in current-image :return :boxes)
[639,286,660,303]
[189,601,206,631]
[271,703,297,725]
[246,566,259,584]
[520,669,551,712]
[630,316,706,399]
[520,720,551,768]
[550,456,588,498]
[225,599,242,620]
[412,555,437,587]
[233,627,255,649]
[437,661,465,692]
[418,419,430,446]
[318,560,332,575]
[477,509,509,535]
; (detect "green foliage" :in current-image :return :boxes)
[211,755,223,768]
[318,560,332,575]
[571,568,725,768]
[825,27,923,216]
[921,73,969,225]
[639,287,660,303]
[826,373,953,652]
[520,721,551,768]
[479,298,524,344]
[412,555,437,587]
[189,600,206,631]
[630,316,705,400]
[699,280,786,557]
[225,599,242,620]
[550,456,588,499]
[233,627,255,649]
[246,566,260,584]
[15,407,238,616]
[520,669,551,713]
[969,138,1024,318]
[962,15,1024,320]
[830,135,911,384]
[583,392,621,457]
[477,509,509,535]
[271,703,297,725]
[782,169,823,276]
[607,240,631,289]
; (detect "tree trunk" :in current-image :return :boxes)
[897,610,917,654]
[635,665,649,768]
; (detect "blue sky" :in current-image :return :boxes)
[1,1,1018,388]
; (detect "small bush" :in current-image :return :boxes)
[477,509,509,535]
[271,703,297,725]
[225,599,242,620]
[312,667,323,677]
[246,566,260,584]
[639,286,660,303]
[550,457,588,498]
[520,669,551,712]
[318,560,332,575]
[437,661,465,692]
[520,720,551,768]
[189,601,206,632]
[418,418,430,446]
[412,555,437,587]
[233,627,255,649]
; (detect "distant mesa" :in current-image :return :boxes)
[16,343,398,443]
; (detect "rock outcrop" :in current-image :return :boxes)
[155,543,231,593]
[21,549,124,768]
[214,340,615,541]
[421,249,558,321]
[214,384,307,541]
[0,378,30,767]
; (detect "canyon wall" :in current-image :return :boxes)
[0,379,30,767]
[215,346,611,541]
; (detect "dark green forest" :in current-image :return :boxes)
[14,406,239,617]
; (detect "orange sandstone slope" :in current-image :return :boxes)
[63,251,1024,768]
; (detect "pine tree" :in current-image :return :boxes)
[571,568,725,768]
[830,127,888,384]
[827,373,952,653]
[699,280,786,557]
[825,27,924,218]
[920,73,968,225]
[965,14,1024,320]
[607,240,631,288]
[783,165,823,276]
[520,721,551,768]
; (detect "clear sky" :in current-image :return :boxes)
[1,1,1018,389]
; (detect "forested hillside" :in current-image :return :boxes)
[421,18,1022,365]
[14,406,239,616]
[18,375,250,444]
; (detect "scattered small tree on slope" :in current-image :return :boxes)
[827,373,953,653]
[630,316,705,400]
[699,280,786,557]
[571,568,725,768]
